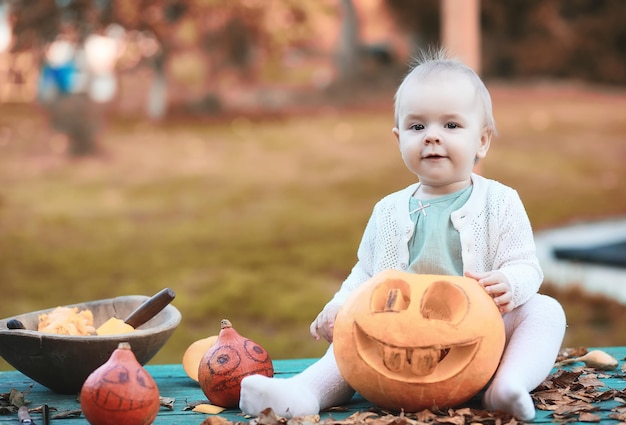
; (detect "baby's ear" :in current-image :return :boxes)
[476,128,492,159]
[391,127,400,143]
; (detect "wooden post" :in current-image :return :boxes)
[441,0,483,173]
[441,0,481,73]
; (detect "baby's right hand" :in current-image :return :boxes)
[309,302,342,343]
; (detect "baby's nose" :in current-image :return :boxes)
[424,132,442,144]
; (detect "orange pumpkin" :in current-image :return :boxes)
[182,335,218,381]
[333,270,505,412]
[198,319,274,408]
[80,342,160,425]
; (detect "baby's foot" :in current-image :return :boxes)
[239,374,320,418]
[483,382,535,421]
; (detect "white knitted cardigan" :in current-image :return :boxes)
[329,173,543,310]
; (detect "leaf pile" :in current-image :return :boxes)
[202,406,519,425]
[531,353,626,423]
[198,348,626,425]
[0,388,29,414]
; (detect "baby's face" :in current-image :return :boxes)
[392,71,491,196]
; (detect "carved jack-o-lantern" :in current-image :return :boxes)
[333,270,505,412]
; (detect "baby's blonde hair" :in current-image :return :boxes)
[394,48,497,136]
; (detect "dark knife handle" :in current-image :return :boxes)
[42,404,50,425]
[124,288,176,329]
[7,319,25,330]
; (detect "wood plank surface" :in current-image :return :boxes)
[1,348,625,425]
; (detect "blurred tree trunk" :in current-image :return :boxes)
[336,0,361,82]
[147,53,167,120]
[441,0,481,72]
[48,93,100,156]
[384,0,440,57]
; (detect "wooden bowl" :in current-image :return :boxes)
[0,295,181,394]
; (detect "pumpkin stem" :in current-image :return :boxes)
[220,319,232,329]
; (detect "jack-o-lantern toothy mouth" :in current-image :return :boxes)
[353,323,481,384]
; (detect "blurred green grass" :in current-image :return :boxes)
[1,83,626,371]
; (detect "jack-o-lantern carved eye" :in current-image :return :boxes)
[420,280,469,325]
[371,279,410,313]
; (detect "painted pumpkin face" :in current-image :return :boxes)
[333,270,505,412]
[80,343,160,425]
[198,319,274,408]
[84,364,159,412]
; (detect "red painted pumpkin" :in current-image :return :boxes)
[198,319,274,408]
[80,342,160,425]
[333,270,505,412]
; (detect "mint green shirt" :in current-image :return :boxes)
[408,186,473,275]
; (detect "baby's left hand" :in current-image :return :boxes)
[464,270,513,313]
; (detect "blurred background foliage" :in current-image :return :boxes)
[2,0,625,154]
[1,0,625,370]
[8,0,626,84]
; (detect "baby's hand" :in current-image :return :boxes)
[310,302,342,343]
[464,270,513,313]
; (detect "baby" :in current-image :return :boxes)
[239,49,566,422]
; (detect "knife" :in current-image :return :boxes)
[18,406,34,424]
[123,288,176,329]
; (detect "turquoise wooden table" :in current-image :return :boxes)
[1,348,625,425]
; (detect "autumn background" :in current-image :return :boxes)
[1,0,625,371]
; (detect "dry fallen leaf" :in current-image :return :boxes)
[287,415,322,425]
[577,374,606,388]
[182,399,210,411]
[252,407,285,425]
[50,409,82,419]
[159,396,175,410]
[556,350,619,371]
[193,403,227,414]
[556,347,589,363]
[578,411,601,422]
[553,401,595,416]
[609,412,626,422]
[201,416,234,425]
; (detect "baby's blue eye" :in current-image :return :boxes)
[445,122,459,129]
[410,124,424,131]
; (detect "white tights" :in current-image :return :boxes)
[482,294,566,420]
[239,293,566,421]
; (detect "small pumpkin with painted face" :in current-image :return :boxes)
[333,270,505,412]
[198,319,274,408]
[80,342,160,425]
